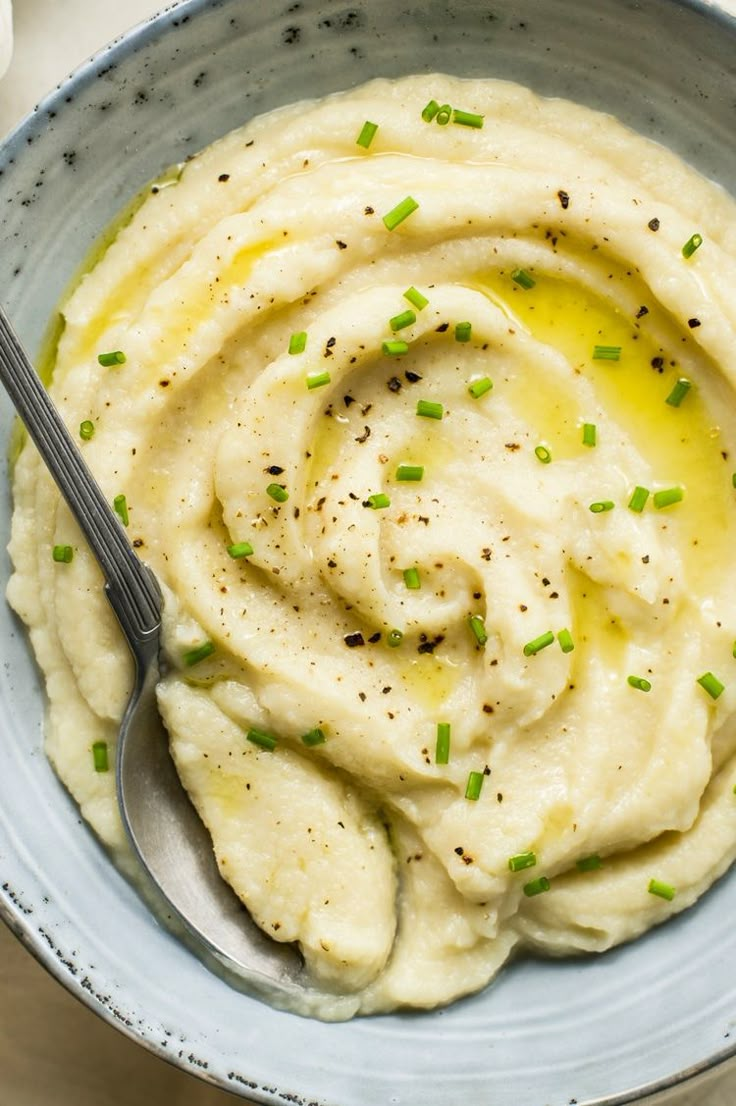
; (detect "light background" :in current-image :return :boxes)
[2,1,736,1104]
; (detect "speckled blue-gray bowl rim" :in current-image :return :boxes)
[1,1,736,1104]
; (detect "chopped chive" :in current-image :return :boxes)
[535,444,552,464]
[508,851,536,872]
[356,120,378,149]
[468,376,493,399]
[92,741,109,772]
[455,321,472,343]
[733,639,736,659]
[387,628,404,647]
[452,108,484,128]
[582,422,597,447]
[403,566,421,590]
[301,727,326,747]
[404,286,429,311]
[627,675,652,692]
[511,268,536,290]
[52,544,73,563]
[468,614,488,646]
[365,492,391,509]
[396,463,424,481]
[435,722,451,765]
[557,628,574,654]
[390,309,416,331]
[589,500,615,513]
[307,370,331,390]
[416,399,443,420]
[227,541,254,558]
[648,878,676,901]
[682,233,703,259]
[421,99,440,122]
[113,493,129,527]
[267,483,289,503]
[382,195,419,231]
[697,671,725,700]
[665,377,693,407]
[576,854,602,872]
[97,350,126,367]
[592,345,621,361]
[382,340,409,356]
[523,630,554,657]
[183,641,215,666]
[79,420,95,441]
[288,331,307,355]
[523,876,551,897]
[732,473,736,489]
[246,727,277,751]
[628,485,650,513]
[653,486,684,509]
[465,770,484,801]
[435,103,452,126]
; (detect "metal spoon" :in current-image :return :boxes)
[0,306,305,1002]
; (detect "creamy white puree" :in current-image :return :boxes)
[8,75,736,1018]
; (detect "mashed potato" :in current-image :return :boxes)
[8,75,736,1017]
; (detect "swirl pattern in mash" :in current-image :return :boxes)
[9,75,736,1018]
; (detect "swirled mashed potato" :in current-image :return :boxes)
[9,75,736,1017]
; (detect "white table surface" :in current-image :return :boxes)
[3,2,736,1104]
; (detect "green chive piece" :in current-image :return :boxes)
[288,331,307,355]
[665,377,693,407]
[589,500,615,513]
[79,420,95,441]
[246,727,277,751]
[653,486,684,509]
[535,444,552,464]
[387,628,404,647]
[557,628,574,654]
[382,196,419,231]
[732,473,736,489]
[682,233,703,259]
[92,741,109,773]
[436,722,451,765]
[267,483,289,503]
[455,321,472,343]
[697,671,725,700]
[435,103,452,126]
[52,544,73,563]
[468,376,493,399]
[627,675,652,692]
[452,108,484,128]
[468,614,488,647]
[404,286,429,311]
[227,541,254,558]
[576,854,602,872]
[383,340,409,356]
[628,485,650,513]
[648,878,676,901]
[592,345,621,361]
[421,99,440,122]
[365,492,391,509]
[390,309,416,331]
[523,631,554,657]
[403,566,421,590]
[732,639,736,659]
[523,876,551,897]
[396,463,424,481]
[183,641,215,666]
[301,727,326,747]
[511,268,536,290]
[356,120,378,149]
[582,422,597,447]
[416,399,443,420]
[508,851,536,872]
[97,350,126,367]
[113,494,129,527]
[307,370,331,390]
[465,770,484,801]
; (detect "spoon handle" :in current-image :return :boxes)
[0,307,161,644]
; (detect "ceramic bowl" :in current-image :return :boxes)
[2,1,736,1103]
